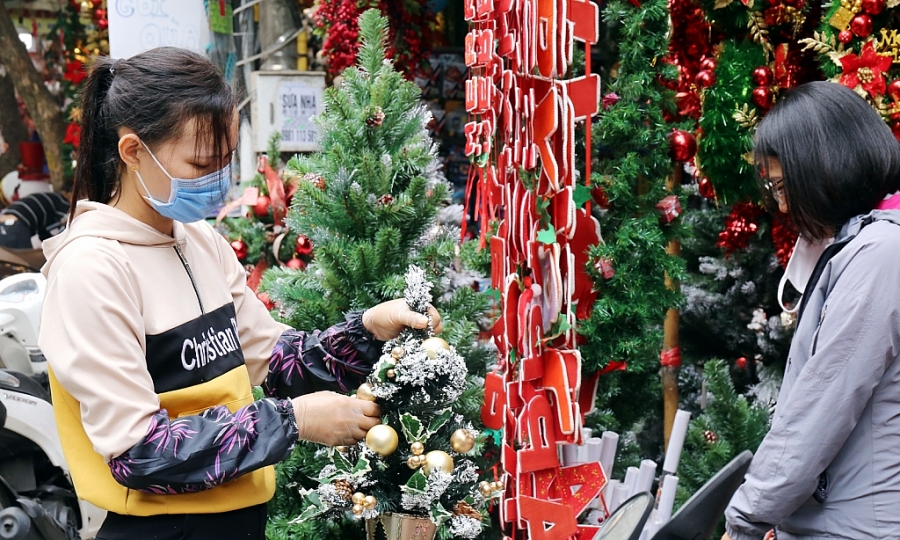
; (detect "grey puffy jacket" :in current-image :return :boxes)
[726,210,900,540]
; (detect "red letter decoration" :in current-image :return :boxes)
[468,0,604,533]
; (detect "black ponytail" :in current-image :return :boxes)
[72,56,118,222]
[71,48,236,222]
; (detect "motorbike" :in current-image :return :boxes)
[597,451,753,540]
[0,370,105,539]
[0,272,47,376]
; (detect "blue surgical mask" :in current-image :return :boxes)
[135,141,232,223]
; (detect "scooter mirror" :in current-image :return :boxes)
[652,450,753,540]
[597,491,654,540]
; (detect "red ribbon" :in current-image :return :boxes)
[660,347,682,368]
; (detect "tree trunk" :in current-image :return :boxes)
[0,63,29,180]
[0,0,66,190]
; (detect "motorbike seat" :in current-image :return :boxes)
[0,370,50,403]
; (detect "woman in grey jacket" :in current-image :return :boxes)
[723,82,900,540]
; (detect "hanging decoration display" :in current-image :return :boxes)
[464,0,610,535]
[312,0,440,77]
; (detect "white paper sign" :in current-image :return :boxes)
[109,0,211,59]
[278,82,321,147]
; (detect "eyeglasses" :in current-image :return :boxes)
[768,178,785,206]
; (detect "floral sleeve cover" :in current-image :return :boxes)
[108,398,298,494]
[264,310,383,399]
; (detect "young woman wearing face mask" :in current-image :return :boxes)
[40,48,443,540]
[722,82,900,540]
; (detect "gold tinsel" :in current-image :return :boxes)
[452,502,482,521]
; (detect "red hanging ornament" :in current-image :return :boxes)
[594,258,616,280]
[98,18,108,30]
[888,80,900,101]
[285,258,306,270]
[851,14,873,38]
[591,186,610,209]
[700,57,717,72]
[295,235,313,256]
[230,240,248,261]
[655,195,683,224]
[771,215,798,269]
[698,177,716,199]
[751,66,774,87]
[735,357,748,370]
[862,0,885,15]
[752,86,775,111]
[695,70,716,88]
[257,292,275,311]
[253,195,271,218]
[716,202,765,255]
[838,30,854,44]
[668,130,698,162]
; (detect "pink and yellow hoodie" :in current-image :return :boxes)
[40,201,380,516]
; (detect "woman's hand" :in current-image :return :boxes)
[362,298,444,341]
[291,392,381,446]
[721,534,732,540]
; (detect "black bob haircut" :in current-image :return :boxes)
[754,81,900,241]
[72,47,236,223]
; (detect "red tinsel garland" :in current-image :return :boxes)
[716,202,766,255]
[314,0,440,77]
[770,214,799,269]
[662,0,714,120]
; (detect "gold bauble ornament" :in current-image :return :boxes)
[366,424,399,456]
[410,442,425,455]
[356,383,377,402]
[422,450,455,476]
[351,504,364,515]
[407,456,420,469]
[391,346,405,359]
[352,492,365,505]
[386,369,396,379]
[421,337,451,359]
[478,481,493,497]
[450,429,476,454]
[491,481,504,492]
[363,495,377,509]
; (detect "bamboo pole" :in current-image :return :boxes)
[662,165,682,451]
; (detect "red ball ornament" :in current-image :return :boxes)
[257,292,275,311]
[735,357,749,370]
[862,0,885,15]
[851,14,873,38]
[285,258,306,270]
[98,18,108,30]
[698,177,716,199]
[752,86,775,111]
[668,130,698,162]
[295,235,313,256]
[700,57,717,72]
[751,66,774,87]
[253,195,271,218]
[888,80,900,101]
[695,70,717,89]
[591,186,610,209]
[838,30,854,44]
[230,240,248,261]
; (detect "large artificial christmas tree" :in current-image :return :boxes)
[261,9,493,540]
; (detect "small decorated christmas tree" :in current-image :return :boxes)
[294,266,491,539]
[262,9,494,540]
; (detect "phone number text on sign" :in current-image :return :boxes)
[280,82,321,148]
